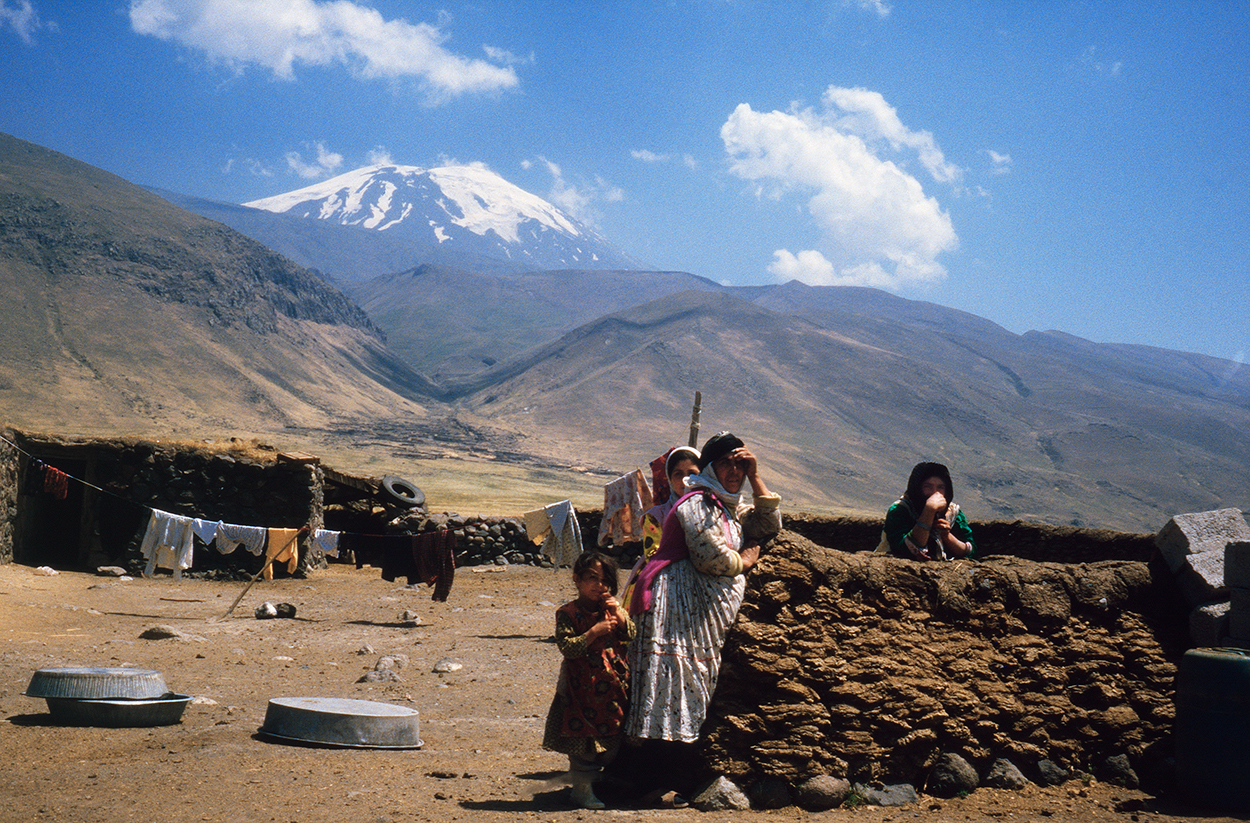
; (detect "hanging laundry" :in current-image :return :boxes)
[43,466,69,500]
[214,522,268,556]
[523,500,583,569]
[263,528,301,580]
[649,451,671,510]
[190,518,221,545]
[411,530,457,602]
[311,528,341,558]
[140,509,196,578]
[21,458,47,495]
[338,531,456,601]
[598,468,653,547]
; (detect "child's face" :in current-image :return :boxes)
[575,562,610,604]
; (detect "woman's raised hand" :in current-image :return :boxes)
[739,543,761,572]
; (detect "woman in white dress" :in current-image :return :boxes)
[623,431,781,801]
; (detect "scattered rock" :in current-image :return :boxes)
[746,776,792,809]
[374,654,409,672]
[96,566,128,577]
[984,758,1030,790]
[34,566,58,576]
[852,783,919,807]
[190,696,217,706]
[357,669,403,683]
[356,644,375,655]
[433,658,463,673]
[691,775,750,811]
[254,602,278,619]
[139,624,205,642]
[1101,754,1139,788]
[400,610,422,626]
[274,603,297,618]
[1037,760,1069,786]
[927,752,979,798]
[795,775,851,811]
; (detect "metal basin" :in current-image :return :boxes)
[44,694,192,727]
[25,667,169,700]
[259,697,422,749]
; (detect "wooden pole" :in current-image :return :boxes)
[211,531,300,622]
[689,391,702,448]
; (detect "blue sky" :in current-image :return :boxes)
[2,0,1246,363]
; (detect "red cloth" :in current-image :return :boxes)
[44,466,69,500]
[649,450,673,509]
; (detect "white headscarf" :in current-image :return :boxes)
[684,461,742,512]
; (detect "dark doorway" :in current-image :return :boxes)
[16,457,87,569]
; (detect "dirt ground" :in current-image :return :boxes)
[0,561,1241,823]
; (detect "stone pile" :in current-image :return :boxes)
[1155,508,1250,646]
[700,530,1189,795]
[385,511,551,567]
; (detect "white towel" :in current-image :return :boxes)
[312,528,341,558]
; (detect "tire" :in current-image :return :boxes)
[381,476,425,509]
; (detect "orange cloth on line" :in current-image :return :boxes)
[264,528,300,580]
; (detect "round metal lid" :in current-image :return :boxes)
[25,667,169,699]
[259,697,422,749]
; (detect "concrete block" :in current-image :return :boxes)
[1156,509,1250,573]
[1226,542,1250,589]
[1191,601,1232,648]
[1176,550,1227,607]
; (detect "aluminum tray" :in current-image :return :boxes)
[24,667,169,700]
[43,694,192,727]
[259,697,422,749]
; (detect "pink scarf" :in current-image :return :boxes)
[627,490,732,616]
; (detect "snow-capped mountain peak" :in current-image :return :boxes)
[242,163,637,272]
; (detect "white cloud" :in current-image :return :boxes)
[632,148,699,170]
[1080,45,1122,76]
[535,157,622,228]
[821,86,961,184]
[986,149,1012,174]
[127,0,518,100]
[846,0,890,18]
[722,86,959,291]
[1,0,54,44]
[285,140,343,179]
[630,149,669,163]
[367,146,394,166]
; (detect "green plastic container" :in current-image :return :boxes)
[1175,647,1250,810]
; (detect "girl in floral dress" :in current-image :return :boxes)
[542,551,635,809]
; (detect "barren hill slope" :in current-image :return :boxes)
[0,132,438,436]
[459,289,1250,531]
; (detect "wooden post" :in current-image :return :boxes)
[689,391,702,448]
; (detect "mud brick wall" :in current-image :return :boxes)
[701,530,1189,789]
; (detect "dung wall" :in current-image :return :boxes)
[701,530,1189,792]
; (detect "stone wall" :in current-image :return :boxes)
[782,511,1156,563]
[700,530,1189,792]
[0,432,19,564]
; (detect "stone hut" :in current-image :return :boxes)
[0,428,333,574]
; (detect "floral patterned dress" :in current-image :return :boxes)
[542,599,635,761]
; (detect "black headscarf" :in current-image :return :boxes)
[904,461,954,513]
[698,431,744,471]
